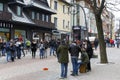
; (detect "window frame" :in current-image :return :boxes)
[63,20,65,29]
[63,5,65,13]
[54,1,57,10]
[17,6,22,16]
[0,3,4,11]
[42,14,45,21]
[31,11,35,19]
[46,15,49,22]
[36,12,40,20]
[54,17,58,28]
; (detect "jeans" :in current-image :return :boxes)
[71,57,78,75]
[6,51,11,62]
[77,61,82,69]
[2,48,6,56]
[16,47,21,59]
[61,63,68,78]
[50,46,54,56]
[40,49,44,58]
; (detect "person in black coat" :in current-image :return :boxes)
[31,40,37,58]
[86,40,93,71]
[69,41,81,76]
[94,38,99,50]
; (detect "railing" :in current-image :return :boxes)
[33,19,55,29]
[0,11,12,21]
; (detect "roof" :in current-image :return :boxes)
[29,1,56,14]
[59,0,71,5]
[8,0,26,5]
[8,7,34,24]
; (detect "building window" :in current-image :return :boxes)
[54,1,57,10]
[42,14,45,21]
[0,3,3,11]
[54,17,57,28]
[63,20,65,29]
[68,21,70,29]
[46,15,49,22]
[63,5,65,13]
[32,11,35,19]
[37,13,39,20]
[68,7,70,14]
[17,6,22,16]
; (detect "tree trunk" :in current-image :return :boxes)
[95,14,108,63]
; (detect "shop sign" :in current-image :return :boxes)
[0,28,9,32]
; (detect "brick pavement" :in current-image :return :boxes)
[0,48,120,80]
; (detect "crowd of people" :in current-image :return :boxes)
[57,39,95,79]
[0,38,99,79]
[104,37,120,48]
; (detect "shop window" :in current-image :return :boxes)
[15,30,26,41]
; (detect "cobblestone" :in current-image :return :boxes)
[0,48,120,80]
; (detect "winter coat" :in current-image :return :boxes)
[57,44,69,63]
[68,43,80,57]
[81,51,89,64]
[31,42,37,52]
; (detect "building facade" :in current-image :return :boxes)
[50,0,71,41]
[0,0,56,42]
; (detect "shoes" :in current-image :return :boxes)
[71,73,76,76]
[86,69,91,72]
[59,77,64,79]
[71,73,78,76]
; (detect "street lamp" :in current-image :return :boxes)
[70,3,89,40]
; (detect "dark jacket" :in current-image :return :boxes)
[31,42,37,52]
[57,44,69,63]
[81,51,89,64]
[68,43,80,57]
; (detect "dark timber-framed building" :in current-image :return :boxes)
[0,0,56,42]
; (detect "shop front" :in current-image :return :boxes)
[0,22,13,42]
[0,28,10,42]
[14,29,26,42]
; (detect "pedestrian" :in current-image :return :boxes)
[21,41,25,57]
[49,39,56,56]
[15,39,21,59]
[39,41,45,59]
[9,42,15,62]
[86,40,93,71]
[68,41,81,76]
[78,47,89,72]
[94,38,99,50]
[43,40,49,58]
[5,41,11,62]
[115,39,120,48]
[55,39,61,61]
[31,40,37,58]
[1,39,6,56]
[57,41,69,79]
[25,39,31,54]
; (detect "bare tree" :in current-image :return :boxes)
[75,0,108,63]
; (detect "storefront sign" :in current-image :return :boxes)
[0,28,9,32]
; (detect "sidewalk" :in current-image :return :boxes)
[0,47,120,80]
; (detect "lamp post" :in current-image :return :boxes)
[70,3,89,40]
